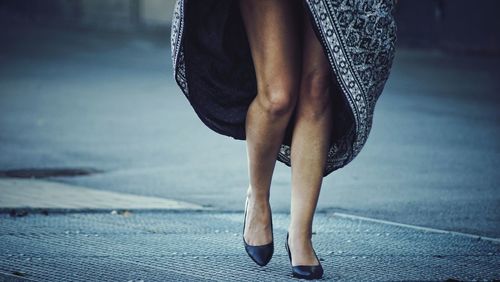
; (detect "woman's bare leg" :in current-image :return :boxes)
[288,10,334,265]
[239,0,302,246]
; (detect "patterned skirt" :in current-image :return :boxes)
[170,0,397,176]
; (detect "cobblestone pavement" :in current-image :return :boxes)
[0,211,498,281]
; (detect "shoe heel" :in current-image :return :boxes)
[285,232,324,280]
[243,197,274,266]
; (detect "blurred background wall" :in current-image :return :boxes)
[0,0,175,31]
[395,0,500,53]
[0,0,499,52]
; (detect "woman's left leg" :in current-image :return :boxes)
[288,8,334,266]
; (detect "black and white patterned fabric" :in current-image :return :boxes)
[171,0,397,176]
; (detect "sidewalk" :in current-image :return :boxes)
[0,179,205,210]
[0,180,499,281]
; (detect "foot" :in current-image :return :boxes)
[287,229,319,266]
[243,188,273,246]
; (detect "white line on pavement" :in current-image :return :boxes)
[333,212,500,244]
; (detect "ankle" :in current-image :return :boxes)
[288,225,312,241]
[247,186,270,202]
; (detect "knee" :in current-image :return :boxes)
[257,82,298,117]
[301,68,331,103]
[299,69,332,114]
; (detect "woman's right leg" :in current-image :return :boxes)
[239,0,302,246]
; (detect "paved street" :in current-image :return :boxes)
[1,211,499,281]
[1,25,499,238]
[0,24,499,281]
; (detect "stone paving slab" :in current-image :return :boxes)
[0,179,204,210]
[0,211,498,281]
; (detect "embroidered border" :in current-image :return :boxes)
[171,0,188,96]
[304,0,367,172]
[171,0,396,176]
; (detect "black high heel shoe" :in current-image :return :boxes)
[285,232,324,280]
[243,196,274,266]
